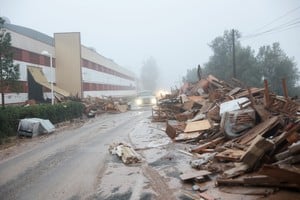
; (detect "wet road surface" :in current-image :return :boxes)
[1,108,298,200]
[0,109,156,200]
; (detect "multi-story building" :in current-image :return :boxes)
[2,21,137,105]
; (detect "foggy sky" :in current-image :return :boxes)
[1,0,300,90]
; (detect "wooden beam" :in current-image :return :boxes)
[190,137,224,153]
[264,79,270,107]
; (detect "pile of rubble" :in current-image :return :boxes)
[109,142,142,164]
[153,75,300,197]
[82,96,130,117]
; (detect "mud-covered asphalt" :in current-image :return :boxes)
[0,109,155,200]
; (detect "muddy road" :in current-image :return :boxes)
[2,108,294,200]
[0,108,174,200]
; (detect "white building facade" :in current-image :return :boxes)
[1,22,136,105]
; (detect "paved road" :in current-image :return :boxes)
[0,109,153,200]
[3,108,294,200]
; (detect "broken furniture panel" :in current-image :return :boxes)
[236,116,280,146]
[221,108,256,138]
[215,149,245,162]
[179,170,211,181]
[175,132,202,142]
[219,97,250,116]
[184,119,211,133]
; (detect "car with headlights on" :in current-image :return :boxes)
[135,90,157,106]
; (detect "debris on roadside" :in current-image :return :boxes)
[18,118,55,137]
[82,96,130,117]
[109,142,142,164]
[180,169,211,181]
[152,74,300,198]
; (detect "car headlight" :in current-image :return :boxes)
[136,99,142,105]
[151,98,157,104]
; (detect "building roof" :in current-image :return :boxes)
[4,22,136,78]
[4,23,54,46]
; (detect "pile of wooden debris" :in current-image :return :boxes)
[154,75,300,198]
[82,96,130,117]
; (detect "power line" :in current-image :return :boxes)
[241,19,300,40]
[243,25,300,41]
[253,5,300,32]
[243,20,300,38]
[240,5,300,41]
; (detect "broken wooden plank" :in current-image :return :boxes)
[207,75,224,88]
[272,122,300,147]
[219,186,276,196]
[181,191,202,200]
[175,111,193,122]
[188,95,205,103]
[275,150,290,161]
[223,162,249,178]
[275,154,300,165]
[175,132,201,142]
[177,149,194,157]
[282,78,289,99]
[180,170,211,181]
[237,116,279,145]
[264,79,271,108]
[259,165,300,186]
[226,87,242,97]
[216,177,244,186]
[267,95,299,116]
[215,149,245,162]
[184,119,211,133]
[217,175,300,189]
[190,137,224,153]
[243,175,276,185]
[289,140,300,154]
[287,131,299,144]
[275,140,300,161]
[223,135,274,178]
[252,104,271,122]
[207,104,220,121]
[165,121,177,139]
[234,88,264,99]
[241,135,274,169]
[197,192,215,200]
[182,100,194,111]
[195,148,215,154]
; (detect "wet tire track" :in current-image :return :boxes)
[0,146,75,200]
[142,165,176,200]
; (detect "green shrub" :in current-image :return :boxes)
[0,101,85,143]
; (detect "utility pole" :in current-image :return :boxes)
[232,29,236,78]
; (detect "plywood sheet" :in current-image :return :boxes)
[180,170,211,181]
[216,149,245,162]
[184,120,211,133]
[175,132,201,141]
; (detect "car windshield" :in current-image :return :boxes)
[138,91,153,96]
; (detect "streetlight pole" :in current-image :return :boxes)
[41,51,54,105]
